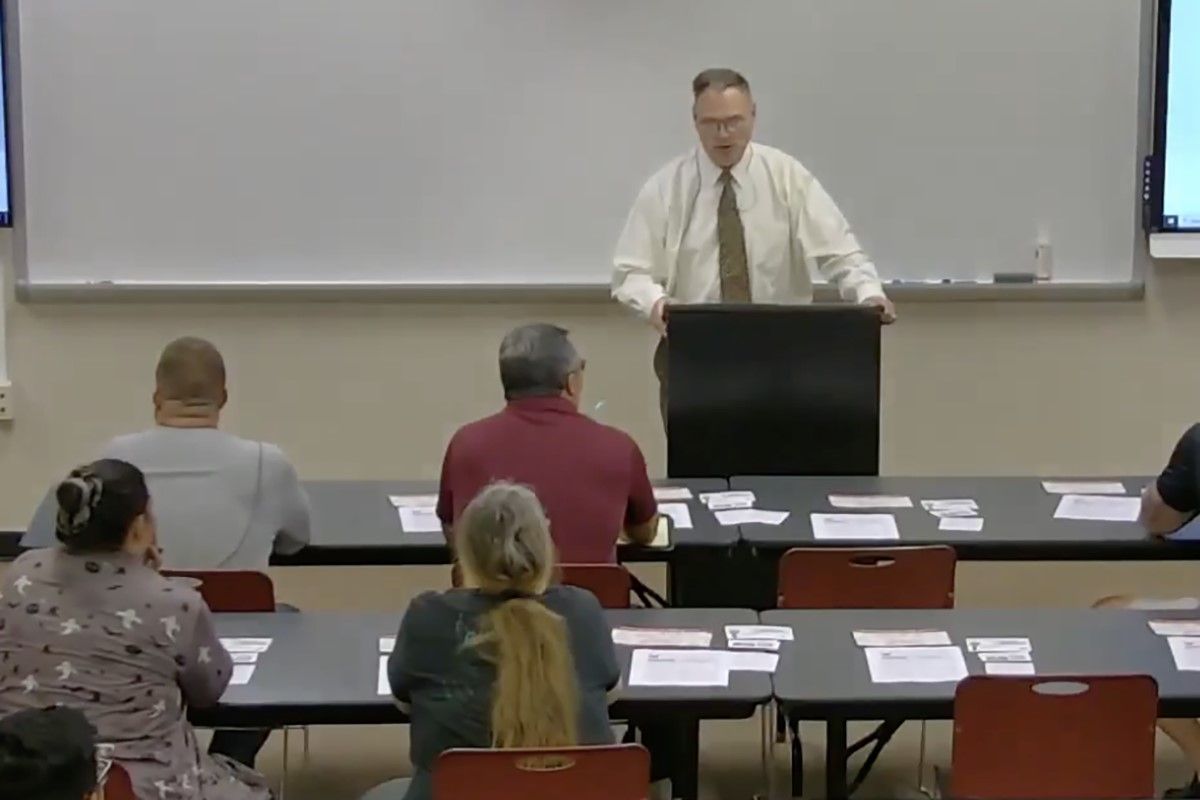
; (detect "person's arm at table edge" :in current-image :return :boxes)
[178,602,233,709]
[270,447,312,555]
[622,442,660,546]
[436,436,457,547]
[1143,424,1200,537]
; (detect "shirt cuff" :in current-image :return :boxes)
[853,280,886,304]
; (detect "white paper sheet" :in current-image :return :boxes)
[1169,637,1200,671]
[380,636,396,653]
[611,627,713,648]
[231,652,258,664]
[653,487,694,501]
[628,649,729,687]
[939,517,984,532]
[721,651,779,672]
[398,507,443,533]
[699,491,756,510]
[966,637,1033,653]
[389,494,440,508]
[921,499,979,512]
[230,664,256,685]
[985,662,1036,676]
[1053,495,1141,522]
[853,630,952,647]
[659,503,694,530]
[1042,481,1127,495]
[828,495,913,510]
[977,651,1032,662]
[1149,620,1200,636]
[725,625,795,642]
[377,654,391,694]
[811,514,900,541]
[728,638,781,651]
[220,638,273,654]
[865,646,969,684]
[714,509,789,527]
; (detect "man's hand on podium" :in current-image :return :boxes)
[650,297,669,337]
[863,295,897,325]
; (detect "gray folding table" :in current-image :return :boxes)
[763,607,1200,799]
[203,607,770,800]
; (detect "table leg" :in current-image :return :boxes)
[675,718,701,800]
[826,718,849,800]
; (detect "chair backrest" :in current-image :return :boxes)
[951,675,1158,800]
[432,744,650,800]
[777,546,956,609]
[103,763,136,800]
[162,570,276,612]
[558,564,632,609]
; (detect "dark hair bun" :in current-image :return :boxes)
[55,478,86,518]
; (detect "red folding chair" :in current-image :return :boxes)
[103,763,136,800]
[776,546,958,797]
[449,564,632,609]
[162,570,276,612]
[949,675,1158,799]
[432,744,650,800]
[558,564,632,609]
[777,546,957,609]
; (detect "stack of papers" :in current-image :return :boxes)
[1168,637,1200,672]
[1053,495,1140,523]
[612,627,713,647]
[1042,481,1127,495]
[966,637,1035,676]
[853,630,951,647]
[1149,620,1200,636]
[851,629,968,683]
[220,638,273,685]
[658,503,694,530]
[714,509,789,527]
[864,646,969,683]
[653,487,693,502]
[627,647,780,687]
[389,495,442,533]
[699,491,756,511]
[377,636,396,694]
[829,495,913,510]
[921,499,979,518]
[811,513,900,541]
[726,625,794,646]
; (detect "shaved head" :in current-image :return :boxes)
[155,336,226,409]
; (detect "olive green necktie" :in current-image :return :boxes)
[717,170,751,302]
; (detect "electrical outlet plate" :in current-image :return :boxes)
[0,382,13,420]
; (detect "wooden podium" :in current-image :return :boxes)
[666,304,881,479]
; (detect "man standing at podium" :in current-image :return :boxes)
[612,68,896,426]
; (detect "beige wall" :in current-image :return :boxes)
[2,260,1198,533]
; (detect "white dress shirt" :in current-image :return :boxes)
[612,142,885,318]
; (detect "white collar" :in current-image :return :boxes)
[697,143,754,187]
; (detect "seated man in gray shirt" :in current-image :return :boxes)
[24,336,312,568]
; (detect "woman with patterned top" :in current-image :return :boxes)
[0,459,271,800]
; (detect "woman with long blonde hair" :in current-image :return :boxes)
[368,482,620,800]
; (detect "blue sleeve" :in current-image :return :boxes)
[1158,424,1200,514]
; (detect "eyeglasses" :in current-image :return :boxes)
[696,115,748,135]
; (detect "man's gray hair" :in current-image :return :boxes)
[498,324,582,400]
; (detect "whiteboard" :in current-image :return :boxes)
[12,0,1149,290]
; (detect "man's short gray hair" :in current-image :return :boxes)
[498,324,582,400]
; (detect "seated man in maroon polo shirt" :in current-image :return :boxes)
[437,323,659,563]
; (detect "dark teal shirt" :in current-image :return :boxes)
[387,586,620,800]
